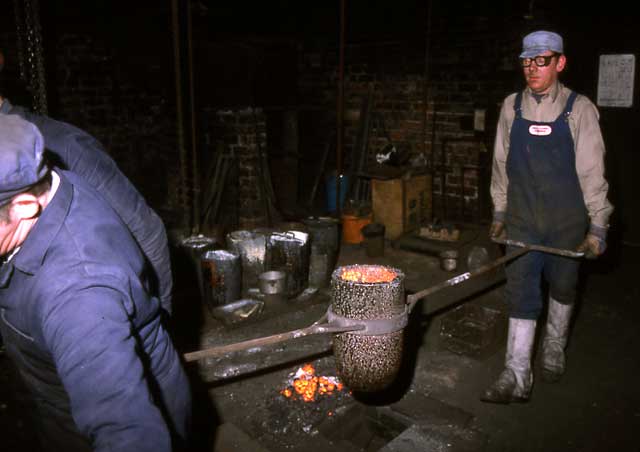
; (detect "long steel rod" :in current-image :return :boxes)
[406,247,530,312]
[336,0,345,215]
[170,0,190,231]
[406,239,583,314]
[186,0,200,232]
[183,321,363,362]
[491,237,584,258]
[422,0,433,160]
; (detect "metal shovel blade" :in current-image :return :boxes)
[491,237,584,258]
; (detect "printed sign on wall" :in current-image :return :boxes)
[597,54,635,108]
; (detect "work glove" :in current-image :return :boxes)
[489,221,506,239]
[576,234,606,259]
[576,225,608,259]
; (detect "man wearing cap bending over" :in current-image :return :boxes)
[483,30,613,404]
[0,97,174,317]
[0,114,191,450]
[0,48,173,317]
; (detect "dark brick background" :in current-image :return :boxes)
[2,2,639,241]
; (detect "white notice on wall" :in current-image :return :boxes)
[597,54,635,108]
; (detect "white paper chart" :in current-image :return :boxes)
[597,54,635,108]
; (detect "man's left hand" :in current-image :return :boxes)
[576,234,606,259]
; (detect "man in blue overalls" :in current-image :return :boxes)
[483,31,613,404]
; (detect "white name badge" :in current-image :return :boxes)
[528,125,552,136]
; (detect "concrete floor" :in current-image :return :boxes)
[1,226,638,451]
[176,226,640,452]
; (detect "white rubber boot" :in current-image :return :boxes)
[541,297,573,382]
[481,318,536,404]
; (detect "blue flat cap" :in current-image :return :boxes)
[0,114,48,206]
[520,30,563,58]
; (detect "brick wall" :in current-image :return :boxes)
[297,17,523,223]
[3,13,531,229]
[205,108,269,231]
[53,33,181,223]
[1,29,182,228]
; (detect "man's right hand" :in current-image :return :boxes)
[489,221,505,239]
[576,234,606,259]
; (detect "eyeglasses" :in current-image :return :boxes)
[520,53,560,68]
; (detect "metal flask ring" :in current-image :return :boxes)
[326,306,408,336]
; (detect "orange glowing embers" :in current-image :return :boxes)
[340,265,397,283]
[280,363,344,403]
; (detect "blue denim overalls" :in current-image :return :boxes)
[505,91,589,319]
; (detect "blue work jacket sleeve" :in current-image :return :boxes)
[9,106,173,314]
[41,280,172,451]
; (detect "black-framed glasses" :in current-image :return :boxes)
[520,53,560,68]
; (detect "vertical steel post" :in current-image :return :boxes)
[186,0,200,232]
[424,0,434,223]
[171,0,191,231]
[336,0,346,216]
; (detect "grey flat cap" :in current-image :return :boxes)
[520,30,563,58]
[0,114,48,206]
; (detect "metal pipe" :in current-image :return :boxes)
[186,0,200,232]
[426,2,436,223]
[441,138,449,221]
[336,0,346,215]
[422,0,433,161]
[430,105,437,223]
[170,0,190,231]
[183,320,363,362]
[491,238,585,258]
[406,238,584,314]
[406,247,530,312]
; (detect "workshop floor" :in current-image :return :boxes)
[175,228,640,452]
[1,228,638,452]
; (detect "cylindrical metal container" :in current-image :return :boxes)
[331,264,406,392]
[304,216,340,288]
[226,230,269,294]
[361,222,386,257]
[179,234,217,303]
[439,249,458,272]
[267,231,310,298]
[258,270,287,295]
[200,249,242,311]
[274,222,308,234]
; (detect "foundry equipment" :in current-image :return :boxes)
[329,265,406,391]
[226,229,269,294]
[303,216,340,288]
[201,249,242,311]
[258,270,287,304]
[268,231,310,298]
[183,240,583,392]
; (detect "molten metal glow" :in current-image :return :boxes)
[340,266,397,283]
[280,363,344,403]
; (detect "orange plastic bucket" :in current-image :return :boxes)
[342,212,373,244]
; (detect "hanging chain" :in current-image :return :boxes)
[13,0,27,83]
[13,0,48,114]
